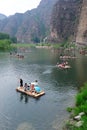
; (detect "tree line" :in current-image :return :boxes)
[0,32,17,50]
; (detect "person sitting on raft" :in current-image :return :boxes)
[31,80,38,86]
[24,83,28,91]
[30,84,35,92]
[34,86,41,94]
[27,83,31,90]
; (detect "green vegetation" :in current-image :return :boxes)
[14,41,76,50]
[66,82,87,130]
[37,43,52,46]
[0,32,17,51]
[52,43,61,49]
[0,32,77,52]
[67,107,73,113]
[11,43,36,48]
[0,39,12,51]
[0,33,10,40]
[31,36,40,43]
[0,32,17,43]
[75,83,87,115]
[36,43,62,49]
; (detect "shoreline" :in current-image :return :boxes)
[36,45,53,49]
[63,82,87,130]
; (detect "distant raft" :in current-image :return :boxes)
[16,87,45,98]
[57,63,71,69]
[58,64,71,69]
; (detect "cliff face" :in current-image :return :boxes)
[50,0,83,43]
[0,14,7,20]
[76,0,87,44]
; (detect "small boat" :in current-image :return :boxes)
[60,55,77,59]
[57,63,71,69]
[16,54,24,58]
[16,87,45,98]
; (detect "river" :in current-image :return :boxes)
[0,48,87,130]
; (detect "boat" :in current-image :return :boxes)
[57,63,71,69]
[16,87,45,98]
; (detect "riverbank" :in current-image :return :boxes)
[63,82,87,130]
[11,43,62,49]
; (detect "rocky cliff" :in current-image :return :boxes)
[0,14,7,20]
[76,0,87,44]
[50,0,83,43]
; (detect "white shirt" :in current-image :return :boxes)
[31,81,38,86]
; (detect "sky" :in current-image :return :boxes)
[0,0,41,16]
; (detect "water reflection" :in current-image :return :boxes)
[75,56,87,86]
[20,93,29,103]
[19,93,40,103]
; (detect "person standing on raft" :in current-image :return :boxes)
[20,79,23,87]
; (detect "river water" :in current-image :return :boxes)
[0,48,87,130]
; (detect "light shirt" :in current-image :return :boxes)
[31,81,38,86]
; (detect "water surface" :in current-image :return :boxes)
[0,48,86,130]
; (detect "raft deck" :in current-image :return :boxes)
[16,87,45,98]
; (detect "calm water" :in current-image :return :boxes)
[0,48,87,130]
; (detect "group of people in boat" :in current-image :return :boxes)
[20,79,41,93]
[10,52,24,58]
[56,61,71,69]
[57,61,68,67]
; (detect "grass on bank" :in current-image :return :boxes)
[11,43,36,48]
[66,82,87,130]
[12,41,76,49]
[11,43,62,49]
[0,40,77,52]
[75,83,87,114]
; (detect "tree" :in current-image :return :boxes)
[0,39,12,50]
[0,33,10,40]
[11,37,17,43]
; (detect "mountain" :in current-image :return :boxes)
[0,0,86,44]
[0,0,58,43]
[50,0,83,43]
[0,14,7,20]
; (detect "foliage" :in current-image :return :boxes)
[31,36,40,43]
[76,83,87,106]
[52,43,61,48]
[11,43,36,48]
[36,43,61,49]
[73,83,87,116]
[67,107,73,112]
[10,37,17,43]
[0,32,10,40]
[37,43,51,46]
[66,82,87,130]
[0,39,12,50]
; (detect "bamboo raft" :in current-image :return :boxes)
[16,87,45,98]
[57,64,71,69]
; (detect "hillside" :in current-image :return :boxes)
[76,0,87,44]
[0,14,7,20]
[0,0,58,43]
[50,0,83,43]
[0,0,86,44]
